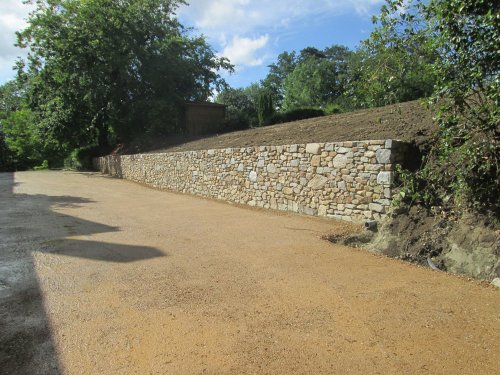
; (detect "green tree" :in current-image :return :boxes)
[1,109,43,168]
[424,0,499,213]
[346,0,438,108]
[0,79,67,170]
[17,0,232,151]
[261,51,297,110]
[216,84,262,129]
[376,0,499,215]
[257,91,274,126]
[282,45,352,111]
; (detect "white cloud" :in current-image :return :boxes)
[180,0,383,35]
[179,0,383,71]
[220,34,269,67]
[351,0,385,15]
[0,0,34,83]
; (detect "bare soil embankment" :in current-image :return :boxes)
[124,100,436,154]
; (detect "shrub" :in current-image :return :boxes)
[33,160,49,170]
[324,103,344,115]
[64,145,104,171]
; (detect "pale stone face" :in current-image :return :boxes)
[305,143,322,155]
[376,149,392,164]
[94,140,404,223]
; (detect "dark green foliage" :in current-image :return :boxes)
[345,0,438,108]
[261,45,352,112]
[0,80,61,170]
[324,103,343,115]
[0,81,21,170]
[261,51,297,110]
[1,109,42,169]
[0,130,15,171]
[389,0,499,217]
[264,108,325,126]
[216,85,261,131]
[64,145,104,171]
[17,0,232,150]
[282,45,352,111]
[426,0,499,214]
[257,92,274,126]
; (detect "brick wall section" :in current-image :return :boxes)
[94,140,408,222]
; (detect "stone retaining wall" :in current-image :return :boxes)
[94,140,408,222]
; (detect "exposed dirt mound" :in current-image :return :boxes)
[328,206,500,281]
[124,100,436,155]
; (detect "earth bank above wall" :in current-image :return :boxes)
[94,140,409,223]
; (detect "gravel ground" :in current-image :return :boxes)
[1,171,498,374]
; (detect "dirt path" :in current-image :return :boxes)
[1,171,498,374]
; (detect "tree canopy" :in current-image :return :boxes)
[282,45,351,111]
[16,0,232,150]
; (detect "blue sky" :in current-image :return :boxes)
[0,0,383,88]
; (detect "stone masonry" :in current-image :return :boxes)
[94,140,407,222]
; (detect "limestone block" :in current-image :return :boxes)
[365,164,382,171]
[325,143,334,151]
[374,198,391,206]
[249,171,257,182]
[267,163,277,173]
[301,206,317,216]
[332,154,348,168]
[311,155,321,167]
[369,203,385,213]
[287,200,299,212]
[376,148,392,164]
[365,151,375,158]
[306,143,322,154]
[384,188,392,198]
[307,175,329,190]
[377,171,393,185]
[336,147,350,154]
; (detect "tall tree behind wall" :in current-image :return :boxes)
[282,46,352,111]
[345,0,438,108]
[17,0,232,151]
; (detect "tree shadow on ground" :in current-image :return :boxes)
[44,239,164,262]
[0,172,164,374]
